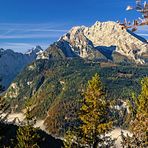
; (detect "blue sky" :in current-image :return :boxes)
[0,0,148,52]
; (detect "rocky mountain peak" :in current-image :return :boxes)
[25,45,43,55]
[56,21,148,64]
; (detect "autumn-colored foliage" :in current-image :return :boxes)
[79,74,113,148]
[122,77,148,147]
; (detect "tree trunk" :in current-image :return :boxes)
[93,137,99,148]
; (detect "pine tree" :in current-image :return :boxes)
[15,101,40,148]
[79,74,114,148]
[136,77,148,114]
[121,77,148,147]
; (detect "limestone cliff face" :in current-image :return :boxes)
[57,21,148,64]
[60,26,105,59]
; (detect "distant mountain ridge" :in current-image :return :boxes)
[0,46,43,88]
